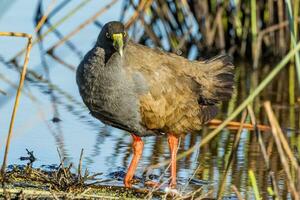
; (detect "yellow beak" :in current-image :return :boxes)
[112,33,124,57]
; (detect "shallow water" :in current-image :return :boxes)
[0,1,300,199]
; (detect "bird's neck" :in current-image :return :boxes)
[104,49,118,63]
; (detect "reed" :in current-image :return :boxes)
[249,170,261,200]
[216,110,247,199]
[286,0,300,87]
[0,32,33,179]
[264,101,300,200]
[247,105,280,200]
[251,0,258,67]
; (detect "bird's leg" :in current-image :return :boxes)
[168,133,179,188]
[124,133,144,188]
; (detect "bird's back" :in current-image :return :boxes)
[123,41,234,134]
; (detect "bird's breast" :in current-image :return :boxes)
[76,50,143,131]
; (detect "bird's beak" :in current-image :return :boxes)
[112,33,124,57]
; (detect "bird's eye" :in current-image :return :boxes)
[106,32,110,38]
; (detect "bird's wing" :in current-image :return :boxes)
[123,42,229,133]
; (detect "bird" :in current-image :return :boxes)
[76,21,235,188]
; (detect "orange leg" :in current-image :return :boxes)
[124,133,144,188]
[168,133,179,188]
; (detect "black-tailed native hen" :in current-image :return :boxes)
[76,21,235,188]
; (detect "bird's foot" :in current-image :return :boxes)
[124,177,140,188]
[169,181,177,189]
[124,180,132,188]
[164,187,180,196]
[145,180,161,188]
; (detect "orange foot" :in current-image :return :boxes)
[145,180,161,188]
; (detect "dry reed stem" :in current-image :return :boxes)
[217,110,247,199]
[34,0,57,33]
[264,101,299,200]
[247,105,281,200]
[125,0,153,29]
[231,185,244,200]
[247,106,269,165]
[264,103,299,170]
[0,32,33,177]
[209,119,270,131]
[1,0,54,178]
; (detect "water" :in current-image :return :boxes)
[0,1,299,199]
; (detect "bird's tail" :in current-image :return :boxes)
[195,54,235,105]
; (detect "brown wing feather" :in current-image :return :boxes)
[123,41,234,134]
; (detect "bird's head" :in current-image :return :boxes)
[97,21,128,57]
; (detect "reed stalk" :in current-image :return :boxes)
[247,105,280,200]
[285,0,300,86]
[0,32,33,177]
[251,0,258,67]
[286,0,300,87]
[231,185,244,200]
[217,110,247,199]
[1,0,55,181]
[264,101,299,200]
[249,170,261,200]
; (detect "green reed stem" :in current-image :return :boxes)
[249,170,261,200]
[286,0,300,87]
[251,0,258,65]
